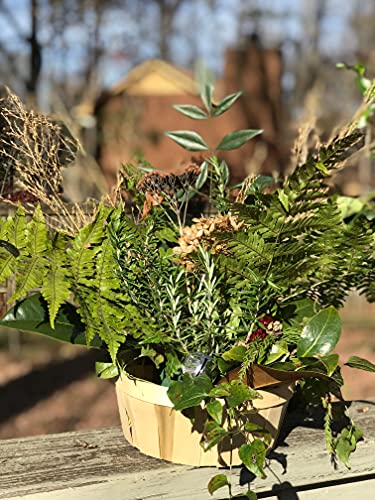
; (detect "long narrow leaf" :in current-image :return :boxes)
[345,356,375,372]
[165,130,209,151]
[212,91,242,117]
[173,104,207,120]
[216,129,263,150]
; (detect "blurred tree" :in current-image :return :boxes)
[0,0,42,104]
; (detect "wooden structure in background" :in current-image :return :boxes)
[94,39,285,189]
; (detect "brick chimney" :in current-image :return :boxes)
[223,35,282,137]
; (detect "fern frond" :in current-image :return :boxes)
[85,237,126,359]
[41,235,71,328]
[11,205,48,302]
[287,132,364,195]
[218,231,274,268]
[5,205,27,251]
[69,204,109,286]
[0,248,16,284]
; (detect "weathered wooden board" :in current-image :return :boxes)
[0,400,374,500]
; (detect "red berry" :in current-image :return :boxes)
[259,315,273,327]
[249,328,267,342]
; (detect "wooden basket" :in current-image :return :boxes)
[115,369,294,467]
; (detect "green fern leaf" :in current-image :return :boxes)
[0,248,16,284]
[10,205,48,302]
[83,237,126,359]
[68,204,109,286]
[6,205,28,251]
[41,238,71,328]
[0,206,28,286]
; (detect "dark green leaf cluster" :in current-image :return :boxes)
[0,204,128,360]
[214,132,375,321]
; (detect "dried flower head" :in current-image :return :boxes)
[137,163,201,218]
[173,213,243,267]
[137,163,201,195]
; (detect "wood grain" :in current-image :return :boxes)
[0,400,374,499]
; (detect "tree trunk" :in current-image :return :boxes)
[26,0,42,105]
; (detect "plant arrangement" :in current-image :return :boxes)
[0,81,374,499]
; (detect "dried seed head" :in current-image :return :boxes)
[173,213,243,268]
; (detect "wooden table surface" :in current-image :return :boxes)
[0,400,374,500]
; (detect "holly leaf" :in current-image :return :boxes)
[265,341,289,365]
[297,306,341,357]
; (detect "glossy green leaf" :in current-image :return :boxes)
[265,341,289,365]
[319,354,339,376]
[222,345,247,362]
[297,306,341,358]
[173,104,207,120]
[219,160,230,187]
[167,373,212,411]
[207,473,228,495]
[165,131,209,151]
[239,440,267,478]
[206,400,223,425]
[345,356,375,372]
[0,293,101,347]
[195,161,208,190]
[95,361,119,379]
[216,129,263,151]
[212,91,242,117]
[291,299,317,324]
[201,83,214,113]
